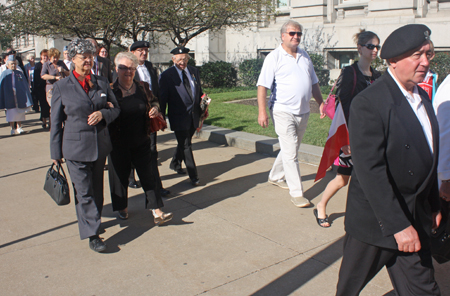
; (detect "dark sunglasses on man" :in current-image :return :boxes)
[118,65,137,72]
[362,44,381,50]
[287,31,302,37]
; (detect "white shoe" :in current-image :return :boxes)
[17,127,24,134]
[291,196,311,208]
[10,129,16,135]
[268,178,289,189]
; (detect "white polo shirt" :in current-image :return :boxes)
[257,44,318,115]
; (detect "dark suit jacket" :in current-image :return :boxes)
[50,72,120,162]
[134,61,160,100]
[345,72,441,250]
[159,65,203,131]
[70,56,112,83]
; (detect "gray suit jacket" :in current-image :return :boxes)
[50,72,120,162]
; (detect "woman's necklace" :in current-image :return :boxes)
[118,82,134,95]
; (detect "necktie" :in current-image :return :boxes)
[182,70,192,99]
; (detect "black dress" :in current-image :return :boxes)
[107,84,163,211]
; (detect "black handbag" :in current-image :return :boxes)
[431,200,450,264]
[43,163,70,206]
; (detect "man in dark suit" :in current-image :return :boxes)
[124,41,170,196]
[33,49,49,125]
[159,47,202,186]
[336,24,442,295]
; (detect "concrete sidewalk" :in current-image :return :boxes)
[0,112,448,296]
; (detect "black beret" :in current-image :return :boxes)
[130,41,150,51]
[170,47,190,55]
[380,24,431,59]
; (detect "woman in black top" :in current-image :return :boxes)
[314,30,382,228]
[108,52,172,225]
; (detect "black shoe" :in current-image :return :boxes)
[128,180,142,188]
[191,178,200,186]
[172,168,185,175]
[118,210,129,220]
[104,164,108,171]
[89,236,106,252]
[160,188,170,197]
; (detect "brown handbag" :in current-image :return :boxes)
[139,81,167,133]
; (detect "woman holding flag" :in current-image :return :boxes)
[314,29,382,227]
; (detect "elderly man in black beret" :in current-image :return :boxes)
[336,24,442,295]
[159,47,203,186]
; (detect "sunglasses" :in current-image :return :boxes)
[287,31,302,37]
[362,44,381,50]
[118,65,137,72]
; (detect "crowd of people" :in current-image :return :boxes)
[257,21,449,295]
[1,20,449,294]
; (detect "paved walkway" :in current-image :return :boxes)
[0,112,448,296]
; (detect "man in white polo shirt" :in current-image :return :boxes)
[257,20,324,208]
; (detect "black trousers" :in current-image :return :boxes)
[128,132,163,189]
[336,233,440,296]
[108,138,163,212]
[35,87,50,119]
[31,89,40,112]
[171,125,198,180]
[66,157,106,240]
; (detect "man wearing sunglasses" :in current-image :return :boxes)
[257,20,324,208]
[336,24,441,295]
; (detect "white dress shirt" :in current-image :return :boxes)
[137,64,152,91]
[388,68,433,154]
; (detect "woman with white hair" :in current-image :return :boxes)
[108,51,173,225]
[0,55,33,135]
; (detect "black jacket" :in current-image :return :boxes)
[346,72,440,250]
[335,62,381,123]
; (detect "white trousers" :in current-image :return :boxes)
[269,110,309,197]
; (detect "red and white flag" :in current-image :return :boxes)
[315,104,350,182]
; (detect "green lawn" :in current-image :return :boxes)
[203,87,332,147]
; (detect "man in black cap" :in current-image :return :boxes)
[159,47,202,186]
[127,41,170,196]
[336,24,442,295]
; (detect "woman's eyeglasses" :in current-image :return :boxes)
[362,44,381,50]
[118,65,137,72]
[287,31,302,37]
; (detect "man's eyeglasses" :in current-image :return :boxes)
[118,65,137,72]
[362,44,381,50]
[287,31,302,37]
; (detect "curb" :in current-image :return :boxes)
[195,124,324,166]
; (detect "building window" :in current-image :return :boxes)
[277,0,290,8]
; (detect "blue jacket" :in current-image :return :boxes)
[0,69,33,110]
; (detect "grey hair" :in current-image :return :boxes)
[67,39,96,59]
[280,20,303,35]
[114,52,139,67]
[26,53,35,61]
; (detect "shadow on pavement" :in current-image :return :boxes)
[0,220,78,249]
[250,236,344,296]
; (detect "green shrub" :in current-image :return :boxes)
[199,61,237,88]
[238,59,265,86]
[309,53,329,86]
[430,52,450,85]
